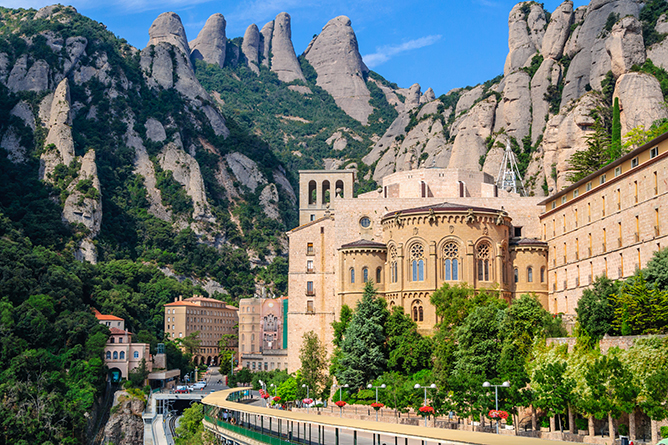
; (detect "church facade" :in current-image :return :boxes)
[286,167,548,372]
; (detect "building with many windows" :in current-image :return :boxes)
[238,296,288,371]
[539,132,668,320]
[164,295,239,365]
[286,168,548,372]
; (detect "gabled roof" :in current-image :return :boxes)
[109,327,131,335]
[340,239,387,249]
[382,202,502,219]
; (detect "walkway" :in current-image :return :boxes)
[201,389,563,445]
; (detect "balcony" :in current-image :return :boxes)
[306,268,315,274]
[306,290,315,297]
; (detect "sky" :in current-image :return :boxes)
[4,0,588,95]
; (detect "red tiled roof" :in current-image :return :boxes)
[92,307,124,321]
[109,327,132,335]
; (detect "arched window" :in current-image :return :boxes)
[363,267,369,283]
[110,337,115,343]
[540,267,545,283]
[410,244,425,282]
[514,268,519,283]
[527,267,533,283]
[322,180,331,204]
[113,351,118,360]
[308,180,317,205]
[134,351,139,359]
[350,268,355,284]
[443,242,459,281]
[106,351,111,360]
[119,351,125,360]
[412,306,418,321]
[389,246,398,283]
[419,306,424,322]
[376,267,382,283]
[476,242,491,281]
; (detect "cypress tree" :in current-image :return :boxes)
[611,97,622,159]
[338,282,388,389]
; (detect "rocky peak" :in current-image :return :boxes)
[505,2,545,75]
[605,15,645,79]
[241,24,260,75]
[190,13,227,69]
[40,77,74,180]
[259,21,274,68]
[304,15,372,124]
[270,12,306,82]
[147,12,191,62]
[541,1,574,59]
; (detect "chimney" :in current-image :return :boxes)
[179,295,182,301]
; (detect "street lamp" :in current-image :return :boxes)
[302,384,311,413]
[270,383,276,396]
[482,381,510,434]
[414,383,437,427]
[333,384,349,417]
[367,383,386,421]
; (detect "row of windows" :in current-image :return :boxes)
[245,361,287,371]
[105,350,141,360]
[166,308,233,316]
[551,151,659,210]
[349,267,383,284]
[512,266,545,283]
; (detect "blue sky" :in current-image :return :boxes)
[7,0,587,95]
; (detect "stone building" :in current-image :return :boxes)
[164,295,239,365]
[239,296,288,371]
[539,132,668,320]
[93,309,152,382]
[287,167,548,372]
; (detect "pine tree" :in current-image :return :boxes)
[566,118,612,183]
[610,97,622,159]
[338,282,388,389]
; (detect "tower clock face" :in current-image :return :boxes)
[360,217,371,228]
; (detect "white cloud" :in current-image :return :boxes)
[363,34,442,68]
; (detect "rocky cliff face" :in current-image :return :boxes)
[103,391,145,445]
[269,13,306,82]
[304,16,372,124]
[190,13,227,69]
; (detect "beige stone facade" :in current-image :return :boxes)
[164,295,239,365]
[239,296,288,371]
[539,132,668,319]
[287,168,548,372]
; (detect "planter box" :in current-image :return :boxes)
[578,430,588,436]
[540,427,551,432]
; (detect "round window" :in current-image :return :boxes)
[360,217,371,228]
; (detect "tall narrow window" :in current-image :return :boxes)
[376,267,382,283]
[602,196,606,217]
[443,242,459,281]
[418,306,424,322]
[363,267,369,283]
[655,171,659,195]
[603,228,607,252]
[389,246,398,283]
[656,209,660,237]
[575,238,580,260]
[634,181,638,203]
[350,268,355,284]
[619,222,623,247]
[575,209,578,228]
[636,215,640,242]
[617,189,621,210]
[540,267,545,283]
[588,202,591,222]
[307,243,314,255]
[514,268,519,283]
[410,244,425,282]
[119,351,125,360]
[476,242,491,281]
[113,351,118,360]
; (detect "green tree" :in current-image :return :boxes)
[613,273,668,334]
[174,403,214,445]
[644,247,668,290]
[610,97,622,159]
[385,306,433,375]
[532,361,574,432]
[178,331,202,356]
[566,118,612,183]
[331,304,353,347]
[129,358,150,388]
[299,331,328,400]
[338,282,388,389]
[576,276,620,339]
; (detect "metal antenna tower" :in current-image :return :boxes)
[496,142,527,196]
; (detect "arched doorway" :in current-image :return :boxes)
[109,367,123,384]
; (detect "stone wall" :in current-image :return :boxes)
[547,334,668,353]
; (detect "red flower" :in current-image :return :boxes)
[489,410,509,419]
[370,402,384,410]
[419,406,435,415]
[335,400,347,408]
[273,396,281,402]
[303,398,314,405]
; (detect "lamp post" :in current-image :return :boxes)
[270,383,276,396]
[259,380,266,407]
[367,383,386,421]
[483,381,510,434]
[414,383,437,427]
[333,384,349,417]
[302,384,310,413]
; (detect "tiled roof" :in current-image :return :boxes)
[92,308,124,321]
[383,202,502,218]
[340,239,387,249]
[109,327,131,335]
[509,238,548,247]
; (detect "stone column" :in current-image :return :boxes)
[466,240,475,285]
[608,412,615,441]
[629,408,636,440]
[531,406,537,431]
[568,405,574,434]
[588,416,595,437]
[429,242,437,289]
[550,416,555,432]
[315,181,322,208]
[651,419,658,443]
